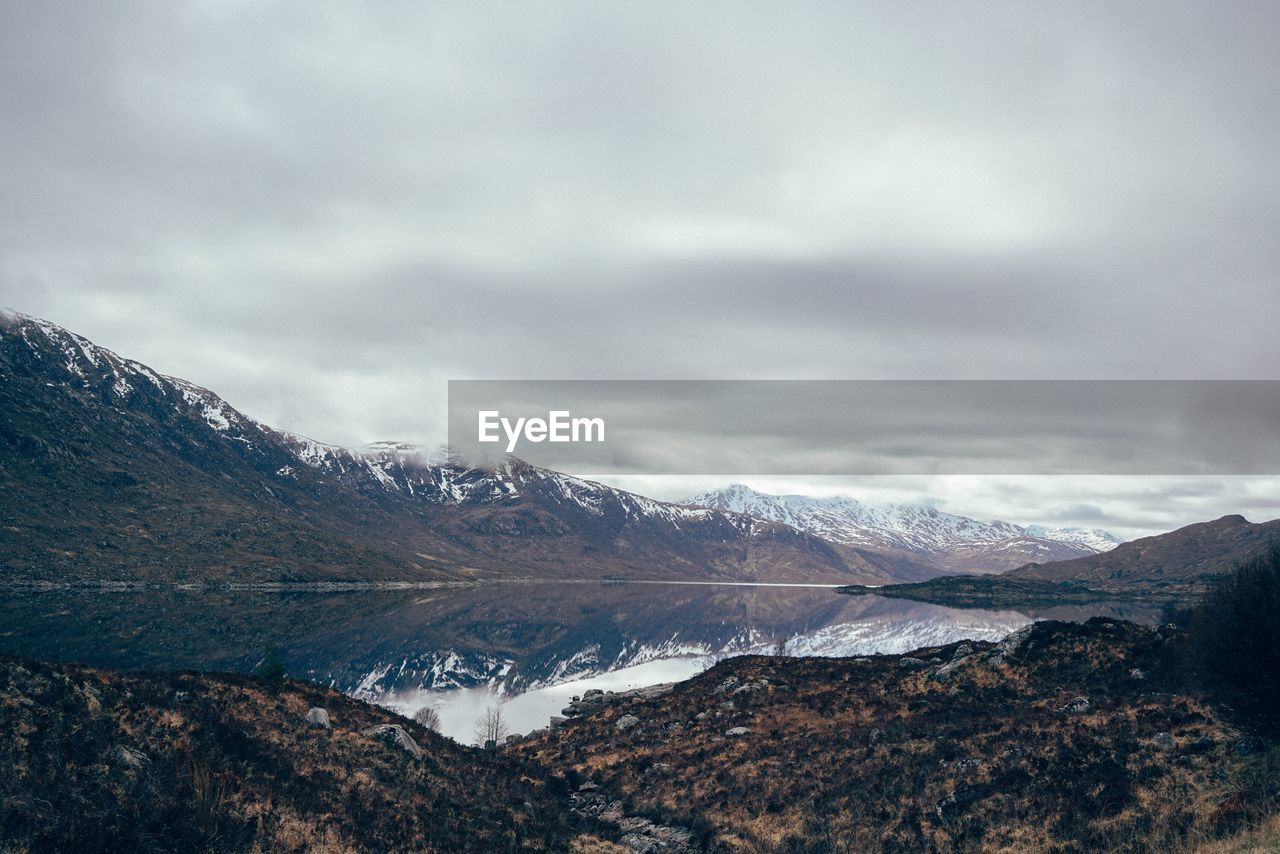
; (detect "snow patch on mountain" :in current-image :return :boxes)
[682,484,1122,559]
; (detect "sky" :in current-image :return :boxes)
[2,2,1279,538]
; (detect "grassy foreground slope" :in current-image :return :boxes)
[518,619,1278,852]
[0,656,616,852]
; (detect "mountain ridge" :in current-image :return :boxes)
[683,483,1121,575]
[0,310,929,585]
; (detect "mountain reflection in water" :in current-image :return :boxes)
[0,581,1163,743]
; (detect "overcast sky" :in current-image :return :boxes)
[2,2,1279,537]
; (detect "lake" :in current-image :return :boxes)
[0,581,1163,743]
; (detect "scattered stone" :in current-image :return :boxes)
[616,714,640,732]
[583,688,603,698]
[1153,732,1176,750]
[935,786,980,825]
[719,700,735,710]
[695,711,709,721]
[953,643,975,659]
[725,726,751,737]
[361,724,423,760]
[869,728,883,745]
[953,757,981,773]
[932,656,970,680]
[713,676,741,694]
[1188,735,1216,753]
[1058,697,1091,714]
[1129,668,1147,680]
[305,707,331,729]
[898,657,928,671]
[998,625,1036,658]
[114,745,149,769]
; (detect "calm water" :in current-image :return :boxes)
[0,582,1163,743]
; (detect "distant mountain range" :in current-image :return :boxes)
[36,309,1280,594]
[0,310,936,584]
[684,484,1121,575]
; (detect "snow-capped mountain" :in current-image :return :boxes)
[1025,525,1124,554]
[1,310,939,585]
[682,484,1121,575]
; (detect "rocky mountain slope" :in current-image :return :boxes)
[518,619,1268,852]
[0,655,618,852]
[685,484,1121,574]
[0,310,921,585]
[5,621,1275,852]
[1005,514,1280,591]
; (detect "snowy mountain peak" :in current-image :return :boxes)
[682,484,1121,573]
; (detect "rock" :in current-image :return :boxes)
[1129,667,1147,680]
[935,787,980,825]
[719,700,735,710]
[998,625,1036,658]
[931,656,970,680]
[305,707,331,729]
[583,688,603,698]
[695,711,709,721]
[549,716,567,731]
[953,757,981,773]
[713,676,740,694]
[361,724,423,760]
[114,745,149,769]
[725,726,751,737]
[953,643,975,659]
[868,728,883,745]
[504,733,522,744]
[1153,732,1176,750]
[898,657,928,671]
[851,657,872,664]
[1058,697,1091,714]
[616,714,640,732]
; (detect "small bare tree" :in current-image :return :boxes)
[474,704,509,747]
[413,705,442,733]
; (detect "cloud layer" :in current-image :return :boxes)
[2,2,1278,533]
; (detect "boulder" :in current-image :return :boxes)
[997,624,1036,658]
[114,745,149,769]
[931,656,971,680]
[305,707,331,729]
[1153,732,1176,750]
[713,676,741,694]
[615,714,640,732]
[361,724,423,760]
[1058,697,1091,714]
[898,657,928,671]
[725,726,751,737]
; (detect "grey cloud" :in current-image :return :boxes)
[2,1,1279,510]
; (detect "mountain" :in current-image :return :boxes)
[0,310,919,585]
[1006,514,1280,590]
[683,484,1120,575]
[1026,524,1124,553]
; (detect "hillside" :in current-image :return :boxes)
[684,484,1121,575]
[0,310,912,585]
[518,619,1273,851]
[1005,515,1280,591]
[6,621,1277,852]
[0,655,620,852]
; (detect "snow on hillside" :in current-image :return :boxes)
[683,484,1121,557]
